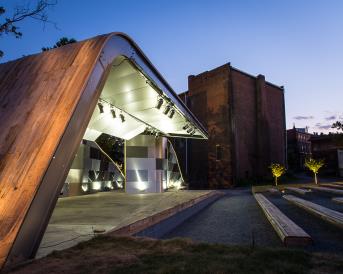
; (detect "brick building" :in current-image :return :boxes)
[287,126,312,171]
[177,63,286,188]
[311,133,343,177]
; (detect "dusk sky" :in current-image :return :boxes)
[1,0,343,133]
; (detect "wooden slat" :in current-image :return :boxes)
[332,197,343,204]
[254,193,312,246]
[283,195,343,229]
[309,186,343,195]
[285,187,311,195]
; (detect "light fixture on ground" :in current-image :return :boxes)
[156,97,164,109]
[97,102,104,113]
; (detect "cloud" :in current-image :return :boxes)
[315,123,333,130]
[293,115,314,120]
[325,115,336,121]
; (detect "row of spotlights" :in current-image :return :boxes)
[146,127,160,138]
[98,102,125,123]
[156,97,175,119]
[183,123,196,135]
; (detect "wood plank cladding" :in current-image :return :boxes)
[0,34,108,267]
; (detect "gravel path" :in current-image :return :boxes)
[163,188,282,248]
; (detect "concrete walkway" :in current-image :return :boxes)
[163,188,281,247]
[37,190,210,258]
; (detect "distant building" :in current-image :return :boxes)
[177,63,286,188]
[287,125,312,171]
[311,133,343,177]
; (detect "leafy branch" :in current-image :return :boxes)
[0,0,57,58]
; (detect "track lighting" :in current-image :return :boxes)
[187,127,193,133]
[190,129,196,135]
[111,108,116,119]
[163,104,171,115]
[120,113,125,123]
[168,109,175,119]
[97,102,104,113]
[156,97,164,109]
[183,124,190,130]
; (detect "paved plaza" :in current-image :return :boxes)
[37,190,210,258]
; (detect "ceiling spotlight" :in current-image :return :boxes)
[183,124,190,130]
[156,97,164,109]
[187,127,193,133]
[97,102,104,114]
[163,104,171,115]
[168,109,175,119]
[111,108,116,119]
[190,129,196,135]
[120,113,125,123]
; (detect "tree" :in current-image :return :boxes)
[332,121,343,131]
[269,163,286,186]
[304,158,324,185]
[42,37,77,51]
[0,0,56,58]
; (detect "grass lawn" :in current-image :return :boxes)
[8,235,343,274]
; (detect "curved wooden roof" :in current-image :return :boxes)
[0,33,207,268]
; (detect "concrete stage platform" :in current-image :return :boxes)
[37,190,211,258]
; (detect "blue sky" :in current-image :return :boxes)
[1,0,343,132]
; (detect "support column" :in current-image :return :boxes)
[125,135,167,193]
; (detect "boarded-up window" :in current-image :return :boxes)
[216,145,222,161]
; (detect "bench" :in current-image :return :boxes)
[285,187,311,195]
[321,183,343,190]
[332,197,343,204]
[254,193,312,246]
[283,195,343,229]
[309,186,343,195]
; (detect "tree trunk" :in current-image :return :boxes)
[275,177,278,186]
[314,173,318,185]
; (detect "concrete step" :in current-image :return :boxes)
[285,187,311,195]
[254,193,312,246]
[309,186,343,195]
[332,197,343,204]
[321,183,343,190]
[283,195,343,229]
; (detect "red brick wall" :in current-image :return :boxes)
[188,65,233,188]
[230,69,257,180]
[265,84,286,166]
[182,64,285,187]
